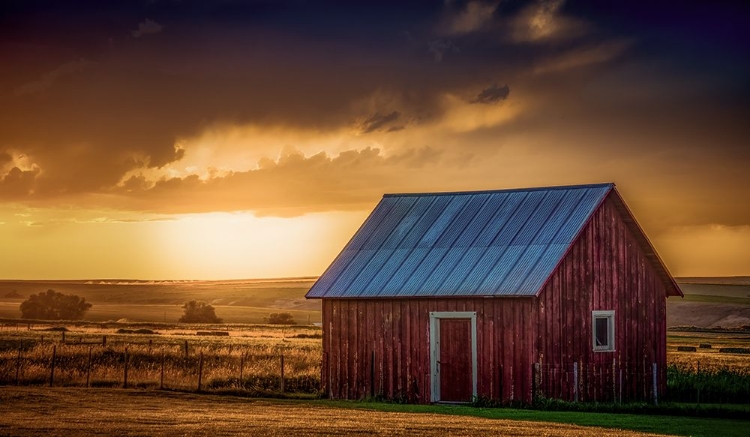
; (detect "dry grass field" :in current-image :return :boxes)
[0,276,748,400]
[667,331,750,370]
[0,278,321,324]
[0,323,322,394]
[0,387,664,436]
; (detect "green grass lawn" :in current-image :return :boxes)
[317,400,750,437]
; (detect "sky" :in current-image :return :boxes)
[1,0,748,279]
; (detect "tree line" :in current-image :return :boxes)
[17,289,297,324]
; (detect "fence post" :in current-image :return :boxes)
[123,347,129,389]
[619,369,623,404]
[652,362,658,405]
[49,345,56,387]
[280,350,285,393]
[15,346,22,385]
[573,362,578,402]
[199,351,205,391]
[160,350,165,390]
[532,363,540,403]
[239,353,244,388]
[86,346,92,388]
[197,351,204,392]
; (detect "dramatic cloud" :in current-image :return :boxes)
[471,84,510,104]
[360,112,402,133]
[109,146,451,216]
[0,0,748,277]
[131,19,163,38]
[0,167,39,199]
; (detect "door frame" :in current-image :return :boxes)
[429,311,477,402]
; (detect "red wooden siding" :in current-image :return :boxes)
[321,193,671,403]
[322,297,538,403]
[534,193,669,402]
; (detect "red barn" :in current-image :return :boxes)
[306,183,682,403]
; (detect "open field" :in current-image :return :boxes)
[0,321,748,405]
[0,302,321,325]
[0,323,322,394]
[0,387,718,436]
[667,277,750,329]
[0,278,321,324]
[1,276,749,327]
[0,324,748,435]
[667,330,750,369]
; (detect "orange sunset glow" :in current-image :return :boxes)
[1,1,748,280]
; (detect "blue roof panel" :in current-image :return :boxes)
[306,183,613,298]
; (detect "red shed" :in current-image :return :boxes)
[306,183,682,403]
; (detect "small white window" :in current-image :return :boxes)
[592,310,615,352]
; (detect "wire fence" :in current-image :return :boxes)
[531,361,662,404]
[531,360,750,405]
[0,338,321,395]
[2,327,749,405]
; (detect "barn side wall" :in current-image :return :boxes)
[534,194,669,402]
[321,297,538,403]
[320,194,671,404]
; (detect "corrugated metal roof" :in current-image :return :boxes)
[306,183,614,298]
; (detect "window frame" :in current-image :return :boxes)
[592,310,615,352]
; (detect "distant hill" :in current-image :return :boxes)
[676,277,750,286]
[670,277,750,329]
[0,278,320,324]
[1,277,749,328]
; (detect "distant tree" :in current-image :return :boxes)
[179,300,222,323]
[265,312,296,325]
[20,289,92,320]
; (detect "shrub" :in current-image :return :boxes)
[20,289,92,320]
[178,300,222,323]
[265,313,296,325]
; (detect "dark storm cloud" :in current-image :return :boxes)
[471,84,510,104]
[360,112,401,133]
[0,0,486,199]
[0,167,38,199]
[0,0,748,227]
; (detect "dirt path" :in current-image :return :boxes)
[0,387,662,436]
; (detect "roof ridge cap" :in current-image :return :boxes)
[383,183,614,198]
